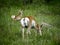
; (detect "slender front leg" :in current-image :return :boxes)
[26,21,32,35]
[22,27,24,39]
[26,25,31,35]
[26,25,31,39]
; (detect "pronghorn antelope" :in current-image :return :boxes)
[11,10,42,39]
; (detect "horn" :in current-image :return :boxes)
[18,9,23,16]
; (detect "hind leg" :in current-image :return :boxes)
[35,24,42,36]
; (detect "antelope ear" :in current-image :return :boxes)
[11,15,15,19]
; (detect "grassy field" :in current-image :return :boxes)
[0,5,60,45]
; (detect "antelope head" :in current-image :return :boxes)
[11,9,23,20]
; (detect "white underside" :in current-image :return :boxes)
[20,17,36,27]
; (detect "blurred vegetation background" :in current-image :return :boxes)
[0,0,60,45]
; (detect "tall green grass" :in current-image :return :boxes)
[0,5,60,45]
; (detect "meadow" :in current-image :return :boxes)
[0,4,60,45]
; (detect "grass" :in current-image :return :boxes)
[0,5,60,45]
